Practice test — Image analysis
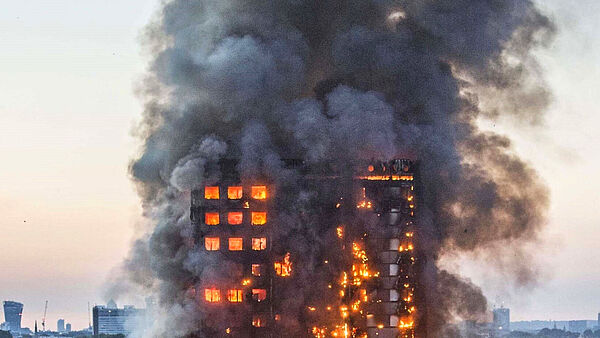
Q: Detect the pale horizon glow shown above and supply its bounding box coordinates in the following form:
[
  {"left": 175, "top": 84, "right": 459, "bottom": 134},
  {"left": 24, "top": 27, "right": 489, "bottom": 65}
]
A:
[{"left": 0, "top": 0, "right": 598, "bottom": 331}]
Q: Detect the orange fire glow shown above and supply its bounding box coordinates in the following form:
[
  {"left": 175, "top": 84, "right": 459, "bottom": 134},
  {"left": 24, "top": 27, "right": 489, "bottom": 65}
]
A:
[
  {"left": 251, "top": 212, "right": 267, "bottom": 225},
  {"left": 251, "top": 185, "right": 267, "bottom": 199},
  {"left": 204, "top": 186, "right": 220, "bottom": 199},
  {"left": 228, "top": 212, "right": 243, "bottom": 225},
  {"left": 204, "top": 237, "right": 220, "bottom": 251},
  {"left": 252, "top": 237, "right": 267, "bottom": 251},
  {"left": 274, "top": 252, "right": 292, "bottom": 277},
  {"left": 205, "top": 212, "right": 220, "bottom": 225},
  {"left": 204, "top": 288, "right": 221, "bottom": 302},
  {"left": 227, "top": 289, "right": 243, "bottom": 303},
  {"left": 227, "top": 186, "right": 243, "bottom": 199},
  {"left": 228, "top": 238, "right": 243, "bottom": 251}
]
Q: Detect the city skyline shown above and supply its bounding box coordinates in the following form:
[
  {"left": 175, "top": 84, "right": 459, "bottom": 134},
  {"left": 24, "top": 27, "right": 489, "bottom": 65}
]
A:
[{"left": 1, "top": 0, "right": 599, "bottom": 332}]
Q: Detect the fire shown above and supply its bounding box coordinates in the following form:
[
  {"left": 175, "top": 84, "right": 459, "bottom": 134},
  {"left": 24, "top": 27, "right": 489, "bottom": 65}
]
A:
[
  {"left": 242, "top": 279, "right": 252, "bottom": 286},
  {"left": 204, "top": 288, "right": 220, "bottom": 302},
  {"left": 227, "top": 289, "right": 243, "bottom": 303},
  {"left": 204, "top": 237, "right": 220, "bottom": 251},
  {"left": 251, "top": 211, "right": 267, "bottom": 225},
  {"left": 337, "top": 226, "right": 344, "bottom": 239},
  {"left": 204, "top": 186, "right": 219, "bottom": 199},
  {"left": 205, "top": 212, "right": 220, "bottom": 225},
  {"left": 274, "top": 252, "right": 292, "bottom": 277},
  {"left": 227, "top": 212, "right": 243, "bottom": 225},
  {"left": 251, "top": 185, "right": 267, "bottom": 200},
  {"left": 356, "top": 187, "right": 373, "bottom": 209},
  {"left": 251, "top": 237, "right": 267, "bottom": 251},
  {"left": 228, "top": 237, "right": 243, "bottom": 251},
  {"left": 357, "top": 175, "right": 413, "bottom": 181},
  {"left": 227, "top": 186, "right": 243, "bottom": 199}
]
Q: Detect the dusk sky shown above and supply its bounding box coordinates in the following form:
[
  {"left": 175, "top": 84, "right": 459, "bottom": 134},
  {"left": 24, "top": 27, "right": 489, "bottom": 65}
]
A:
[{"left": 0, "top": 0, "right": 598, "bottom": 331}]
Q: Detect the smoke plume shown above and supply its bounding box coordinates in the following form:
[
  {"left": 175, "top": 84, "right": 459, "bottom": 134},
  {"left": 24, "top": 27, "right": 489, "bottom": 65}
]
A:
[{"left": 117, "top": 0, "right": 554, "bottom": 336}]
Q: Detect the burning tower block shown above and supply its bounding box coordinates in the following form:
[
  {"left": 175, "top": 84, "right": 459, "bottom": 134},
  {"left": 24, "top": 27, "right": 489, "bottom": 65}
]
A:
[{"left": 190, "top": 159, "right": 418, "bottom": 337}]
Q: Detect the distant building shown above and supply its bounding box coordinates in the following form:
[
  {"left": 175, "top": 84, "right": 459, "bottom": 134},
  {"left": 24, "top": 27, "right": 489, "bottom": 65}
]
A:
[
  {"left": 598, "top": 313, "right": 599, "bottom": 328},
  {"left": 3, "top": 301, "right": 23, "bottom": 332},
  {"left": 66, "top": 323, "right": 72, "bottom": 332},
  {"left": 493, "top": 307, "right": 510, "bottom": 335},
  {"left": 57, "top": 318, "right": 65, "bottom": 332},
  {"left": 568, "top": 320, "right": 587, "bottom": 333},
  {"left": 93, "top": 300, "right": 143, "bottom": 335}
]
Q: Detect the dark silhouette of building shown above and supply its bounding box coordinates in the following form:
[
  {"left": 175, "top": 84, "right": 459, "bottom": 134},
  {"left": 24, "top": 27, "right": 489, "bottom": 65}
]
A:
[{"left": 3, "top": 301, "right": 23, "bottom": 332}]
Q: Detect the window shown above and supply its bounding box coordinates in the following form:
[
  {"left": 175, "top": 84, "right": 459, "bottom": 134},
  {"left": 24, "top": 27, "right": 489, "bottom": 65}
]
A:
[
  {"left": 227, "top": 289, "right": 243, "bottom": 303},
  {"left": 205, "top": 212, "right": 220, "bottom": 225},
  {"left": 251, "top": 264, "right": 262, "bottom": 277},
  {"left": 204, "top": 186, "right": 219, "bottom": 199},
  {"left": 251, "top": 212, "right": 267, "bottom": 225},
  {"left": 252, "top": 315, "right": 266, "bottom": 327},
  {"left": 228, "top": 212, "right": 243, "bottom": 225},
  {"left": 252, "top": 237, "right": 267, "bottom": 251},
  {"left": 274, "top": 253, "right": 292, "bottom": 277},
  {"left": 251, "top": 186, "right": 267, "bottom": 200},
  {"left": 228, "top": 186, "right": 243, "bottom": 200},
  {"left": 205, "top": 237, "right": 220, "bottom": 251},
  {"left": 252, "top": 289, "right": 267, "bottom": 302},
  {"left": 204, "top": 288, "right": 221, "bottom": 302},
  {"left": 229, "top": 238, "right": 243, "bottom": 251}
]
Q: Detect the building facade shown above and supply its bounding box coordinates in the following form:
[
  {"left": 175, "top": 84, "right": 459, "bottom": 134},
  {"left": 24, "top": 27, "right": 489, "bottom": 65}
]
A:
[
  {"left": 492, "top": 307, "right": 510, "bottom": 336},
  {"left": 93, "top": 302, "right": 143, "bottom": 335},
  {"left": 3, "top": 301, "right": 23, "bottom": 332},
  {"left": 190, "top": 159, "right": 418, "bottom": 337},
  {"left": 57, "top": 318, "right": 65, "bottom": 332}
]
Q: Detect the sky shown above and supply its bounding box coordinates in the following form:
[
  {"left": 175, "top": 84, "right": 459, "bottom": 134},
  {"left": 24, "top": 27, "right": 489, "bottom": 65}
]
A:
[{"left": 0, "top": 0, "right": 598, "bottom": 331}]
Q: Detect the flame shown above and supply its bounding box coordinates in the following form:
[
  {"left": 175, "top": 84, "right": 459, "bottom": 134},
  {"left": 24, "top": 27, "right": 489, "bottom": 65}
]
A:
[
  {"left": 204, "top": 186, "right": 219, "bottom": 199},
  {"left": 251, "top": 185, "right": 267, "bottom": 199},
  {"left": 337, "top": 226, "right": 344, "bottom": 239},
  {"left": 275, "top": 252, "right": 292, "bottom": 277},
  {"left": 205, "top": 212, "right": 220, "bottom": 225},
  {"left": 227, "top": 186, "right": 243, "bottom": 199},
  {"left": 227, "top": 212, "right": 243, "bottom": 225},
  {"left": 251, "top": 211, "right": 267, "bottom": 225}
]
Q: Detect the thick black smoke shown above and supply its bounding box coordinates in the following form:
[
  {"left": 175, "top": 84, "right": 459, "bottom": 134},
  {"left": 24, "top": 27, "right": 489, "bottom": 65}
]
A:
[{"left": 117, "top": 0, "right": 554, "bottom": 336}]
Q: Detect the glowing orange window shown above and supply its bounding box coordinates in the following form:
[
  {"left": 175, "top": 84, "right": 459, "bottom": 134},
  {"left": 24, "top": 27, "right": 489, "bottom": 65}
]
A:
[
  {"left": 204, "top": 288, "right": 221, "bottom": 302},
  {"left": 204, "top": 186, "right": 220, "bottom": 199},
  {"left": 251, "top": 212, "right": 267, "bottom": 225},
  {"left": 227, "top": 289, "right": 243, "bottom": 303},
  {"left": 251, "top": 264, "right": 262, "bottom": 276},
  {"left": 252, "top": 237, "right": 267, "bottom": 251},
  {"left": 252, "top": 289, "right": 267, "bottom": 302},
  {"left": 228, "top": 212, "right": 243, "bottom": 225},
  {"left": 274, "top": 253, "right": 292, "bottom": 277},
  {"left": 252, "top": 315, "right": 266, "bottom": 327},
  {"left": 229, "top": 238, "right": 243, "bottom": 251},
  {"left": 251, "top": 186, "right": 267, "bottom": 200},
  {"left": 205, "top": 212, "right": 220, "bottom": 225},
  {"left": 228, "top": 186, "right": 243, "bottom": 200},
  {"left": 204, "top": 237, "right": 220, "bottom": 251}
]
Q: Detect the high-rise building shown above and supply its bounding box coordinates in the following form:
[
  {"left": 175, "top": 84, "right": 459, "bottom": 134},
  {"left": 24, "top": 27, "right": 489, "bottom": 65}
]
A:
[
  {"left": 3, "top": 301, "right": 23, "bottom": 332},
  {"left": 492, "top": 307, "right": 510, "bottom": 336},
  {"left": 92, "top": 301, "right": 143, "bottom": 335},
  {"left": 190, "top": 159, "right": 418, "bottom": 337},
  {"left": 66, "top": 323, "right": 72, "bottom": 332},
  {"left": 57, "top": 319, "right": 65, "bottom": 332}
]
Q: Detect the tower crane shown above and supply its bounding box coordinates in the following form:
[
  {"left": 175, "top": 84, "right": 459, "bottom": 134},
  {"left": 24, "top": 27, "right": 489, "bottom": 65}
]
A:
[{"left": 41, "top": 300, "right": 48, "bottom": 332}]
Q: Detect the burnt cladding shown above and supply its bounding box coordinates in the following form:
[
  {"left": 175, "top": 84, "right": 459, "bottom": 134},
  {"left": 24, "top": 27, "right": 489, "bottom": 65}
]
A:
[{"left": 190, "top": 159, "right": 419, "bottom": 337}]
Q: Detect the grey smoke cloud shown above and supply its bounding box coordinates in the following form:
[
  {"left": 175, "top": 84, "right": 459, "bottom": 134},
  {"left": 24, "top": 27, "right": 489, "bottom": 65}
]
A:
[{"left": 116, "top": 0, "right": 554, "bottom": 336}]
